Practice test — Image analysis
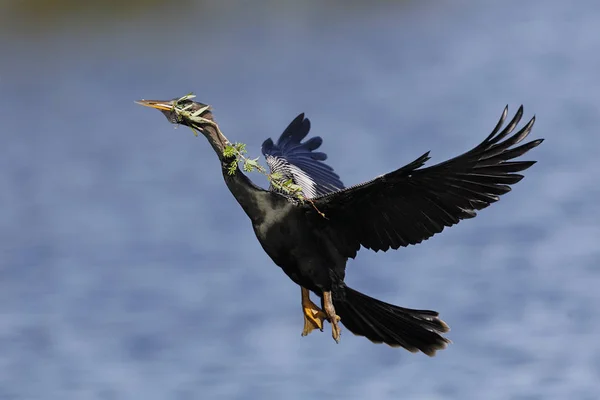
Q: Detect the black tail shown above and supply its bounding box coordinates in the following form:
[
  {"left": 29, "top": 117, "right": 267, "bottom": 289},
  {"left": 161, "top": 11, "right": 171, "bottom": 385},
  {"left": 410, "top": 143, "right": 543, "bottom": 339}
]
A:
[{"left": 334, "top": 286, "right": 451, "bottom": 356}]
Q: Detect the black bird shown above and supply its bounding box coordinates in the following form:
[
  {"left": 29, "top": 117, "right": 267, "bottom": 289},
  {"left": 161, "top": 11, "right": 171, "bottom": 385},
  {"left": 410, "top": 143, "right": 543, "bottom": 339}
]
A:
[{"left": 136, "top": 97, "right": 543, "bottom": 356}]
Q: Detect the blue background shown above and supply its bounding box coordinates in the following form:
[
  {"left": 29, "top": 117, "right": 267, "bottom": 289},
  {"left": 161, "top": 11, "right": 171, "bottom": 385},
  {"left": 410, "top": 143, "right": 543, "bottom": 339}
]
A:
[{"left": 1, "top": 1, "right": 598, "bottom": 398}]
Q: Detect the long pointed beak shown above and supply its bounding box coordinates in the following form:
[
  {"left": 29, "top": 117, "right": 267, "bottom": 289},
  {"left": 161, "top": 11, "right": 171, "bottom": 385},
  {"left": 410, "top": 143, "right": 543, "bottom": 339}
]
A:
[{"left": 135, "top": 99, "right": 173, "bottom": 111}]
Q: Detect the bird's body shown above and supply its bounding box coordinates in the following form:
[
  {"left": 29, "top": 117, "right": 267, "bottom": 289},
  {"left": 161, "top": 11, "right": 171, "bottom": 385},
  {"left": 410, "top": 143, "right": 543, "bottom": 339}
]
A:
[
  {"left": 221, "top": 153, "right": 343, "bottom": 294},
  {"left": 137, "top": 96, "right": 543, "bottom": 356},
  {"left": 253, "top": 201, "right": 345, "bottom": 294}
]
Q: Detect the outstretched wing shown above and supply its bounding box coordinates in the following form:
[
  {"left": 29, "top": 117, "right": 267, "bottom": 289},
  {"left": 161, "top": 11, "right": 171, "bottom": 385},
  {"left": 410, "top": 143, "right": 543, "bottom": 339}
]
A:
[
  {"left": 309, "top": 106, "right": 543, "bottom": 259},
  {"left": 261, "top": 113, "right": 345, "bottom": 198}
]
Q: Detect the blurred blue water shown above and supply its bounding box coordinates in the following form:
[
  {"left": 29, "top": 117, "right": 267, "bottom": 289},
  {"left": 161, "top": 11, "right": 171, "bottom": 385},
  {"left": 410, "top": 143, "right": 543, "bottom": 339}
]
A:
[{"left": 1, "top": 1, "right": 599, "bottom": 399}]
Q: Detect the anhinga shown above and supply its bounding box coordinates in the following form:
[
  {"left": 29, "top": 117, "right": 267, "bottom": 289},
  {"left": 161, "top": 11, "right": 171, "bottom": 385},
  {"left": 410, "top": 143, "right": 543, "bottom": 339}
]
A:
[{"left": 136, "top": 97, "right": 542, "bottom": 356}]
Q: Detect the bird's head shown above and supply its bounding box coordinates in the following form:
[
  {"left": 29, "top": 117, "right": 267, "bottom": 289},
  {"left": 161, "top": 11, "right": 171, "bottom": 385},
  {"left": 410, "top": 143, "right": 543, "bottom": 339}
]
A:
[
  {"left": 135, "top": 94, "right": 215, "bottom": 135},
  {"left": 136, "top": 94, "right": 231, "bottom": 159}
]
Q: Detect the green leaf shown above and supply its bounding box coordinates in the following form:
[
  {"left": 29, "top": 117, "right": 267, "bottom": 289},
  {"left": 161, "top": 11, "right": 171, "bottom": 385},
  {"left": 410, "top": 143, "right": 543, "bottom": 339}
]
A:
[
  {"left": 191, "top": 104, "right": 211, "bottom": 117},
  {"left": 188, "top": 126, "right": 199, "bottom": 137},
  {"left": 245, "top": 158, "right": 260, "bottom": 169},
  {"left": 243, "top": 162, "right": 255, "bottom": 172},
  {"left": 223, "top": 144, "right": 236, "bottom": 158},
  {"left": 227, "top": 161, "right": 238, "bottom": 175},
  {"left": 176, "top": 93, "right": 196, "bottom": 104},
  {"left": 234, "top": 142, "right": 247, "bottom": 154}
]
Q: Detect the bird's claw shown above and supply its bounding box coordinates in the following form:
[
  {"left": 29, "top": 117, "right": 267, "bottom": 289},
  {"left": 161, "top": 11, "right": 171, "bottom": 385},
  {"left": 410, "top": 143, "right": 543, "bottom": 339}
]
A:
[
  {"left": 328, "top": 314, "right": 342, "bottom": 343},
  {"left": 301, "top": 300, "right": 327, "bottom": 336},
  {"left": 323, "top": 291, "right": 342, "bottom": 344}
]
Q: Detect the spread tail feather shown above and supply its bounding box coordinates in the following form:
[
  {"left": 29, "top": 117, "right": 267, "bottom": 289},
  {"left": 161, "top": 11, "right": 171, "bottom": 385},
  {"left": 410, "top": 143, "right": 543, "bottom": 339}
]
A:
[{"left": 334, "top": 286, "right": 451, "bottom": 356}]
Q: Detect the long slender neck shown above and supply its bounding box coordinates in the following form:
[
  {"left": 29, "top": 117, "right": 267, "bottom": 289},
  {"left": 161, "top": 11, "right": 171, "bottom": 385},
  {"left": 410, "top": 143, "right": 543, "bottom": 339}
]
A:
[
  {"left": 202, "top": 123, "right": 229, "bottom": 162},
  {"left": 202, "top": 123, "right": 270, "bottom": 223}
]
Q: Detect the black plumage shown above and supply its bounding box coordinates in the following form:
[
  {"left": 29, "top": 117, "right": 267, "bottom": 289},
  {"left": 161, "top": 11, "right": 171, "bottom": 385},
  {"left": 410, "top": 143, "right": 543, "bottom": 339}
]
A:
[
  {"left": 137, "top": 98, "right": 543, "bottom": 356},
  {"left": 309, "top": 106, "right": 540, "bottom": 258}
]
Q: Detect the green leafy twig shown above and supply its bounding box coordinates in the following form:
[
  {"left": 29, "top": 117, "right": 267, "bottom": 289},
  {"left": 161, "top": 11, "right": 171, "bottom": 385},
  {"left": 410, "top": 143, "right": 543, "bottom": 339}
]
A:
[
  {"left": 223, "top": 143, "right": 306, "bottom": 200},
  {"left": 224, "top": 144, "right": 327, "bottom": 218},
  {"left": 170, "top": 93, "right": 211, "bottom": 135},
  {"left": 223, "top": 142, "right": 265, "bottom": 175}
]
